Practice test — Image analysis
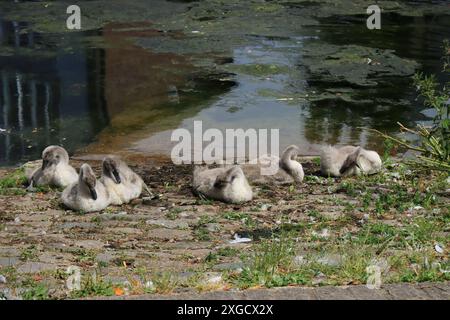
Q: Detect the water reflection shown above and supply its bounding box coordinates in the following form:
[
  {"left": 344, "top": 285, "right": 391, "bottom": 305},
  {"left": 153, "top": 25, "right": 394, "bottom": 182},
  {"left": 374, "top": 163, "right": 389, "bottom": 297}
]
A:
[
  {"left": 79, "top": 22, "right": 235, "bottom": 156},
  {"left": 301, "top": 13, "right": 450, "bottom": 151},
  {"left": 0, "top": 17, "right": 236, "bottom": 166},
  {"left": 0, "top": 18, "right": 109, "bottom": 166}
]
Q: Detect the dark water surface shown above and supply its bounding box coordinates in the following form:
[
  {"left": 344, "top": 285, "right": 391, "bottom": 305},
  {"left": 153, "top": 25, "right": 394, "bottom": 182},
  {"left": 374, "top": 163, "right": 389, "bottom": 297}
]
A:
[{"left": 0, "top": 4, "right": 449, "bottom": 166}]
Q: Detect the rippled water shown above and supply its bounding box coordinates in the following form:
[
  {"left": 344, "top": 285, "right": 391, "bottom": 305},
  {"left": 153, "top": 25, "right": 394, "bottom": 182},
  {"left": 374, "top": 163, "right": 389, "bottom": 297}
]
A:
[{"left": 0, "top": 6, "right": 449, "bottom": 166}]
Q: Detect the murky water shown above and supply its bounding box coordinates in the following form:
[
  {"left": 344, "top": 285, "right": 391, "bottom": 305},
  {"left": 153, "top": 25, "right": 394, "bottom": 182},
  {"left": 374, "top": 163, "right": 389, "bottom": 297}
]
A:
[
  {"left": 0, "top": 19, "right": 109, "bottom": 166},
  {"left": 0, "top": 3, "right": 449, "bottom": 166}
]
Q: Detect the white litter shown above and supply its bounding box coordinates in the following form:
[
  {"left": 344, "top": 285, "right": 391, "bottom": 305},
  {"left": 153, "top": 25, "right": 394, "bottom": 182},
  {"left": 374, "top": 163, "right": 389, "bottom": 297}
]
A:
[
  {"left": 435, "top": 244, "right": 444, "bottom": 254},
  {"left": 0, "top": 128, "right": 6, "bottom": 133},
  {"left": 407, "top": 205, "right": 424, "bottom": 214},
  {"left": 229, "top": 234, "right": 252, "bottom": 244},
  {"left": 145, "top": 281, "right": 155, "bottom": 291},
  {"left": 0, "top": 275, "right": 6, "bottom": 284}
]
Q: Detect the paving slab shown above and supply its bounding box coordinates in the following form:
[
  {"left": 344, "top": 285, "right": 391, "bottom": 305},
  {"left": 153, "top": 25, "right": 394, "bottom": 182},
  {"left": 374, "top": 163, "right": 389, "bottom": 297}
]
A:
[{"left": 96, "top": 282, "right": 450, "bottom": 300}]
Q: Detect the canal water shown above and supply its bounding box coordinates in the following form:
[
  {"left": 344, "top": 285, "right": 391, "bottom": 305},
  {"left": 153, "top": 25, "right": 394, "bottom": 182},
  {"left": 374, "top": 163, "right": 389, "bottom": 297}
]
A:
[{"left": 0, "top": 3, "right": 449, "bottom": 166}]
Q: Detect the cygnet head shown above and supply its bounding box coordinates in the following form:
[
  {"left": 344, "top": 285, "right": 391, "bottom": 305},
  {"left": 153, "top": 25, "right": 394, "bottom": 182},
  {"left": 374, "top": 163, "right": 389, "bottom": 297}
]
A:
[
  {"left": 282, "top": 145, "right": 300, "bottom": 161},
  {"left": 41, "top": 146, "right": 70, "bottom": 169},
  {"left": 357, "top": 149, "right": 382, "bottom": 173},
  {"left": 280, "top": 145, "right": 304, "bottom": 182},
  {"left": 339, "top": 147, "right": 382, "bottom": 175},
  {"left": 102, "top": 156, "right": 122, "bottom": 184},
  {"left": 340, "top": 147, "right": 360, "bottom": 175},
  {"left": 79, "top": 164, "right": 98, "bottom": 200},
  {"left": 214, "top": 166, "right": 245, "bottom": 190}
]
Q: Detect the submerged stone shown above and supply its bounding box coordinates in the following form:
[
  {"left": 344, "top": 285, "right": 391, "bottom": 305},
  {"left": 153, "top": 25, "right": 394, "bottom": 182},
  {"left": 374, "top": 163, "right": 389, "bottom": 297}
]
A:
[{"left": 302, "top": 43, "right": 419, "bottom": 87}]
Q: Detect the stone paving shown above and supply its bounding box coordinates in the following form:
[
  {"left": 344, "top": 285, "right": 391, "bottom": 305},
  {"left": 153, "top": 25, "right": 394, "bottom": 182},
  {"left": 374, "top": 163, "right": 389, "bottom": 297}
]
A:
[
  {"left": 103, "top": 281, "right": 450, "bottom": 300},
  {"left": 0, "top": 157, "right": 448, "bottom": 299}
]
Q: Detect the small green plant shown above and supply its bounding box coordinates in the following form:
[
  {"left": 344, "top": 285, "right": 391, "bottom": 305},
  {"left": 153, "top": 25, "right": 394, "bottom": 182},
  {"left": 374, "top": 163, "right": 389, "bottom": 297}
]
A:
[
  {"left": 222, "top": 211, "right": 256, "bottom": 228},
  {"left": 307, "top": 210, "right": 320, "bottom": 218},
  {"left": 152, "top": 272, "right": 178, "bottom": 294},
  {"left": 163, "top": 182, "right": 175, "bottom": 191},
  {"left": 20, "top": 245, "right": 38, "bottom": 262},
  {"left": 339, "top": 181, "right": 357, "bottom": 196},
  {"left": 0, "top": 168, "right": 27, "bottom": 195},
  {"left": 70, "top": 272, "right": 114, "bottom": 298},
  {"left": 217, "top": 247, "right": 238, "bottom": 257},
  {"left": 205, "top": 247, "right": 238, "bottom": 264},
  {"left": 193, "top": 227, "right": 211, "bottom": 241},
  {"left": 166, "top": 208, "right": 183, "bottom": 220},
  {"left": 382, "top": 138, "right": 395, "bottom": 164},
  {"left": 0, "top": 168, "right": 27, "bottom": 188},
  {"left": 204, "top": 252, "right": 218, "bottom": 263},
  {"left": 233, "top": 235, "right": 296, "bottom": 288},
  {"left": 312, "top": 157, "right": 321, "bottom": 166},
  {"left": 192, "top": 215, "right": 215, "bottom": 241},
  {"left": 21, "top": 280, "right": 50, "bottom": 300},
  {"left": 395, "top": 252, "right": 450, "bottom": 283},
  {"left": 195, "top": 198, "right": 214, "bottom": 205},
  {"left": 0, "top": 266, "right": 18, "bottom": 287},
  {"left": 370, "top": 40, "right": 450, "bottom": 172},
  {"left": 90, "top": 216, "right": 101, "bottom": 224},
  {"left": 361, "top": 190, "right": 372, "bottom": 211},
  {"left": 74, "top": 249, "right": 96, "bottom": 265}
]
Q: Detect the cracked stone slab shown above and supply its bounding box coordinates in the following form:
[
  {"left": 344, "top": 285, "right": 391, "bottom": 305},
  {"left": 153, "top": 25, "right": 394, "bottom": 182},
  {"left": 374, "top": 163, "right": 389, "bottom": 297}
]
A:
[
  {"left": 17, "top": 262, "right": 58, "bottom": 274},
  {"left": 146, "top": 219, "right": 189, "bottom": 229},
  {"left": 0, "top": 257, "right": 20, "bottom": 267},
  {"left": 147, "top": 228, "right": 192, "bottom": 241},
  {"left": 75, "top": 240, "right": 105, "bottom": 250}
]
